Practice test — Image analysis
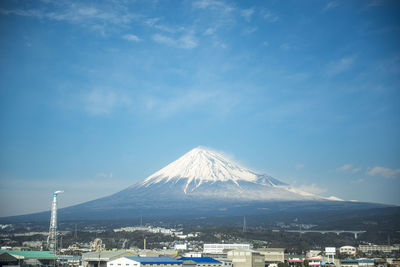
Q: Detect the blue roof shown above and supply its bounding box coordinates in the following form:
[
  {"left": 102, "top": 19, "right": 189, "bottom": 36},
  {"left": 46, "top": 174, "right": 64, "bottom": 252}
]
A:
[
  {"left": 179, "top": 257, "right": 221, "bottom": 264},
  {"left": 126, "top": 257, "right": 182, "bottom": 264}
]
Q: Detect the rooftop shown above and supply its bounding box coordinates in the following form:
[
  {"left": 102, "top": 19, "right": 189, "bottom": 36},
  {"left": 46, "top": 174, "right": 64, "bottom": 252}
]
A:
[
  {"left": 126, "top": 256, "right": 182, "bottom": 264},
  {"left": 179, "top": 257, "right": 221, "bottom": 263}
]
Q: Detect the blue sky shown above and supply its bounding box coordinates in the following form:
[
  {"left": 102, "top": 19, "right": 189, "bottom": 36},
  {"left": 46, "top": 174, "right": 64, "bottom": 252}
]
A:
[{"left": 0, "top": 0, "right": 399, "bottom": 217}]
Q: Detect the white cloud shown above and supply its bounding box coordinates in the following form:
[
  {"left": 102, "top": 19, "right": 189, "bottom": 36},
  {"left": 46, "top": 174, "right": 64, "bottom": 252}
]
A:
[
  {"left": 366, "top": 166, "right": 400, "bottom": 178},
  {"left": 153, "top": 33, "right": 198, "bottom": 49},
  {"left": 243, "top": 27, "right": 257, "bottom": 34},
  {"left": 338, "top": 164, "right": 353, "bottom": 171},
  {"left": 296, "top": 183, "right": 327, "bottom": 195},
  {"left": 83, "top": 88, "right": 130, "bottom": 116},
  {"left": 123, "top": 34, "right": 141, "bottom": 42},
  {"left": 325, "top": 56, "right": 356, "bottom": 76},
  {"left": 96, "top": 172, "right": 113, "bottom": 179},
  {"left": 0, "top": 2, "right": 138, "bottom": 33},
  {"left": 192, "top": 0, "right": 234, "bottom": 13},
  {"left": 323, "top": 1, "right": 338, "bottom": 11},
  {"left": 143, "top": 89, "right": 239, "bottom": 118},
  {"left": 204, "top": 27, "right": 217, "bottom": 35},
  {"left": 351, "top": 178, "right": 365, "bottom": 184},
  {"left": 241, "top": 8, "right": 254, "bottom": 22},
  {"left": 260, "top": 8, "right": 279, "bottom": 23},
  {"left": 338, "top": 164, "right": 363, "bottom": 174}
]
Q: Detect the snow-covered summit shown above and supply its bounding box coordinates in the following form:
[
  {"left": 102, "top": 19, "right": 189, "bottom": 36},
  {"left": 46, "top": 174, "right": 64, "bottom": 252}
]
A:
[
  {"left": 142, "top": 147, "right": 260, "bottom": 188},
  {"left": 134, "top": 146, "right": 325, "bottom": 200}
]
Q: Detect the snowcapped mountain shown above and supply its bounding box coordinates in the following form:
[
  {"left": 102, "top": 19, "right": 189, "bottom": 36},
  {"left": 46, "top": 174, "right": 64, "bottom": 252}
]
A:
[
  {"left": 125, "top": 147, "right": 323, "bottom": 201},
  {"left": 5, "top": 146, "right": 392, "bottom": 223}
]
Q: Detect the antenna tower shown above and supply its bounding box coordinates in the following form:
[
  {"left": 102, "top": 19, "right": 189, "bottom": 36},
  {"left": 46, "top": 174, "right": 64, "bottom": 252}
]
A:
[
  {"left": 243, "top": 216, "right": 247, "bottom": 233},
  {"left": 47, "top": 190, "right": 63, "bottom": 253}
]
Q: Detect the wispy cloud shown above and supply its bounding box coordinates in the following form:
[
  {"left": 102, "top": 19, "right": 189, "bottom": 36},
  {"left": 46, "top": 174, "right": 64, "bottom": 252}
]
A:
[
  {"left": 260, "top": 8, "right": 279, "bottom": 23},
  {"left": 144, "top": 17, "right": 184, "bottom": 33},
  {"left": 243, "top": 27, "right": 257, "bottom": 34},
  {"left": 152, "top": 33, "right": 198, "bottom": 49},
  {"left": 123, "top": 34, "right": 141, "bottom": 42},
  {"left": 82, "top": 88, "right": 131, "bottom": 116},
  {"left": 296, "top": 183, "right": 327, "bottom": 195},
  {"left": 143, "top": 89, "right": 239, "bottom": 118},
  {"left": 366, "top": 166, "right": 400, "bottom": 178},
  {"left": 192, "top": 0, "right": 234, "bottom": 13},
  {"left": 338, "top": 164, "right": 361, "bottom": 173},
  {"left": 96, "top": 172, "right": 113, "bottom": 179},
  {"left": 338, "top": 164, "right": 353, "bottom": 171},
  {"left": 325, "top": 56, "right": 356, "bottom": 76},
  {"left": 323, "top": 1, "right": 338, "bottom": 12},
  {"left": 241, "top": 8, "right": 255, "bottom": 22},
  {"left": 0, "top": 2, "right": 138, "bottom": 33}
]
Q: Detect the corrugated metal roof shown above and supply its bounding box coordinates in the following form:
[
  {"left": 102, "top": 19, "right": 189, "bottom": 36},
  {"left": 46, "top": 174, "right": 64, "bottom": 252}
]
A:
[
  {"left": 126, "top": 256, "right": 182, "bottom": 264},
  {"left": 0, "top": 250, "right": 56, "bottom": 259},
  {"left": 179, "top": 257, "right": 221, "bottom": 263}
]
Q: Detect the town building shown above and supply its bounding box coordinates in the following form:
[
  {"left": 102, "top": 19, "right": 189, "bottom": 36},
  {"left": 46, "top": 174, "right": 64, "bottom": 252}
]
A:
[
  {"left": 255, "top": 248, "right": 285, "bottom": 263},
  {"left": 204, "top": 244, "right": 251, "bottom": 254},
  {"left": 107, "top": 257, "right": 182, "bottom": 267},
  {"left": 339, "top": 246, "right": 356, "bottom": 256},
  {"left": 227, "top": 249, "right": 264, "bottom": 267},
  {"left": 82, "top": 251, "right": 135, "bottom": 267}
]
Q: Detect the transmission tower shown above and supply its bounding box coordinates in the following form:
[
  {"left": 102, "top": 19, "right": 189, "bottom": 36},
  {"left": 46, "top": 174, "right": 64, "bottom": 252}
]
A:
[{"left": 47, "top": 190, "right": 63, "bottom": 253}]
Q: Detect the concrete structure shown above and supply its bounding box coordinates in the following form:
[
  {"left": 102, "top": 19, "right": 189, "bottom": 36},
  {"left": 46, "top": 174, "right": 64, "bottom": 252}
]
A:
[
  {"left": 227, "top": 249, "right": 264, "bottom": 267},
  {"left": 204, "top": 244, "right": 251, "bottom": 254},
  {"left": 82, "top": 251, "right": 135, "bottom": 267},
  {"left": 339, "top": 246, "right": 356, "bottom": 255},
  {"left": 179, "top": 257, "right": 222, "bottom": 267},
  {"left": 256, "top": 248, "right": 284, "bottom": 263},
  {"left": 108, "top": 257, "right": 182, "bottom": 267}
]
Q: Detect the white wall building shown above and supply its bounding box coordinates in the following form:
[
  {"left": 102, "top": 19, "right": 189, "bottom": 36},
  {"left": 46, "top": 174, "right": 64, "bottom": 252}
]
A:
[
  {"left": 107, "top": 257, "right": 182, "bottom": 267},
  {"left": 204, "top": 244, "right": 251, "bottom": 254},
  {"left": 340, "top": 246, "right": 356, "bottom": 255}
]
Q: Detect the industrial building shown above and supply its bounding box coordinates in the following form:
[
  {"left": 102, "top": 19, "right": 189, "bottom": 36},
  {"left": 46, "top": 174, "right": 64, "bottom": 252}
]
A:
[
  {"left": 227, "top": 249, "right": 264, "bottom": 267},
  {"left": 82, "top": 251, "right": 136, "bottom": 267},
  {"left": 0, "top": 250, "right": 56, "bottom": 267},
  {"left": 107, "top": 256, "right": 182, "bottom": 267}
]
